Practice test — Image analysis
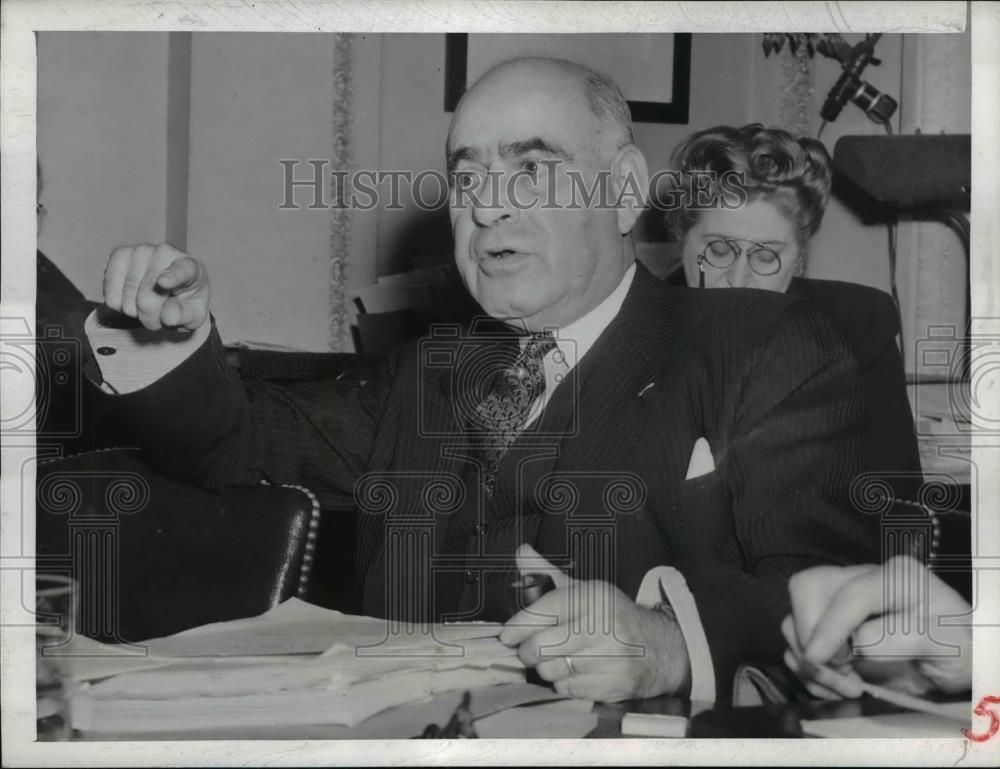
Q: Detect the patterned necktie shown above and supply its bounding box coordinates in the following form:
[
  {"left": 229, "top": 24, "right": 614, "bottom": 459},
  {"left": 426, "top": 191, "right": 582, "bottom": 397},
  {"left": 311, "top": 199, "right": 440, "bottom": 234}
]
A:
[{"left": 474, "top": 332, "right": 557, "bottom": 495}]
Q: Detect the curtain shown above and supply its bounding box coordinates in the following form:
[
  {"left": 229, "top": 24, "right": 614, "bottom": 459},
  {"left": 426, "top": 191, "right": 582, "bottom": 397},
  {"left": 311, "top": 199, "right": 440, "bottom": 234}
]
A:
[
  {"left": 329, "top": 33, "right": 354, "bottom": 352},
  {"left": 777, "top": 44, "right": 815, "bottom": 138},
  {"left": 906, "top": 33, "right": 969, "bottom": 377}
]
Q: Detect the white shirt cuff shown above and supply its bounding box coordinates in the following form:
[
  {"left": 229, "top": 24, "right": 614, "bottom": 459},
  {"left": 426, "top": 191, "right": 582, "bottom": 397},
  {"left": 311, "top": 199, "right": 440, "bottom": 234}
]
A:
[
  {"left": 636, "top": 565, "right": 716, "bottom": 706},
  {"left": 84, "top": 309, "right": 211, "bottom": 394}
]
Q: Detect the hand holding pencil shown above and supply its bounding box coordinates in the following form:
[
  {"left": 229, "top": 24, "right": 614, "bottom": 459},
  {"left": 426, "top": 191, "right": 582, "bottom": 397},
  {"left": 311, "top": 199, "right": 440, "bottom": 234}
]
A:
[{"left": 782, "top": 555, "right": 972, "bottom": 702}]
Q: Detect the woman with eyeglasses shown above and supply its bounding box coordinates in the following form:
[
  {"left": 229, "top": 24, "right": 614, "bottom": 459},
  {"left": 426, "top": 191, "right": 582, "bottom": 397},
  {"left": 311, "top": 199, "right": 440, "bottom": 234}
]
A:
[{"left": 664, "top": 123, "right": 922, "bottom": 501}]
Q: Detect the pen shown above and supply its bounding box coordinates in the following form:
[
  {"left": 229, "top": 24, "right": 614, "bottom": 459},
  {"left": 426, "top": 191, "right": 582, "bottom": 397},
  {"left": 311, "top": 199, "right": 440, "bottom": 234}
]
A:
[
  {"left": 815, "top": 664, "right": 965, "bottom": 719},
  {"left": 505, "top": 572, "right": 558, "bottom": 616}
]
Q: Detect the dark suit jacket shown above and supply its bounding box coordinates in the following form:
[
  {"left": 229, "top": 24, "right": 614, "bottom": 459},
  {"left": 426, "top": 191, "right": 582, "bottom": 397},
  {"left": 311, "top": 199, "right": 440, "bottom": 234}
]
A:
[
  {"left": 102, "top": 263, "right": 880, "bottom": 700},
  {"left": 665, "top": 267, "right": 923, "bottom": 501},
  {"left": 788, "top": 277, "right": 923, "bottom": 500}
]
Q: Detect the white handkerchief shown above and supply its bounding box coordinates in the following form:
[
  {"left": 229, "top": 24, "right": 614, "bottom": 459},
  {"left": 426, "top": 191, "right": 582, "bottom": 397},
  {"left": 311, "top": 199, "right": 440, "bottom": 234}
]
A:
[{"left": 684, "top": 437, "right": 715, "bottom": 480}]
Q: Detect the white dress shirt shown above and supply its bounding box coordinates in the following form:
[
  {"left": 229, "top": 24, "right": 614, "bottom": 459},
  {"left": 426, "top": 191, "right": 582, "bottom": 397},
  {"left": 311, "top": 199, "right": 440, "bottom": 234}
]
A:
[
  {"left": 85, "top": 311, "right": 211, "bottom": 395},
  {"left": 524, "top": 263, "right": 635, "bottom": 427}
]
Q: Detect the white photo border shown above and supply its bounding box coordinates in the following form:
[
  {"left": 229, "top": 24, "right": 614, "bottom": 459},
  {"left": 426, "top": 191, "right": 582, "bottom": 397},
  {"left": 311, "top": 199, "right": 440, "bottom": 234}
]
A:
[{"left": 3, "top": 1, "right": 996, "bottom": 766}]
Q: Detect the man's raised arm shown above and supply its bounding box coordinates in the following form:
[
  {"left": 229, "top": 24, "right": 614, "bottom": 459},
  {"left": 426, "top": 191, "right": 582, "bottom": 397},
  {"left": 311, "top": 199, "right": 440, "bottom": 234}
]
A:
[{"left": 86, "top": 243, "right": 383, "bottom": 511}]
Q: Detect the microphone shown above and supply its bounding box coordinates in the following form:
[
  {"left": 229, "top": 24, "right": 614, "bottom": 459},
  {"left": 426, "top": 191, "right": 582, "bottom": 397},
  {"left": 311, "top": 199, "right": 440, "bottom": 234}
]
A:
[{"left": 821, "top": 34, "right": 897, "bottom": 125}]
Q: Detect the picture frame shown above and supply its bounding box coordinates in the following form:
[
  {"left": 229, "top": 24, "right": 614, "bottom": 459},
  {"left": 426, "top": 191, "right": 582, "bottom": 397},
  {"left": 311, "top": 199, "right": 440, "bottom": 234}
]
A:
[{"left": 444, "top": 33, "right": 692, "bottom": 124}]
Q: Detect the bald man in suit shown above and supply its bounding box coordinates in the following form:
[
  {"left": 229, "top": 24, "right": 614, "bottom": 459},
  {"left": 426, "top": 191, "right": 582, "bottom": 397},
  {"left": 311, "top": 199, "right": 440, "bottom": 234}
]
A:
[{"left": 88, "top": 57, "right": 879, "bottom": 703}]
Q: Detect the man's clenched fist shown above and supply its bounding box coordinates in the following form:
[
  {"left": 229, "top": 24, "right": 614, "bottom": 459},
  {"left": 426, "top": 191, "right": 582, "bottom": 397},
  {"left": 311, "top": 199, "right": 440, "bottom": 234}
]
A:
[{"left": 103, "top": 243, "right": 210, "bottom": 331}]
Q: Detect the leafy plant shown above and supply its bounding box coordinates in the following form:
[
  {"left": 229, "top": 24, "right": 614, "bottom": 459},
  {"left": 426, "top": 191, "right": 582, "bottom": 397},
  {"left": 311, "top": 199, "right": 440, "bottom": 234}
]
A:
[{"left": 762, "top": 33, "right": 854, "bottom": 63}]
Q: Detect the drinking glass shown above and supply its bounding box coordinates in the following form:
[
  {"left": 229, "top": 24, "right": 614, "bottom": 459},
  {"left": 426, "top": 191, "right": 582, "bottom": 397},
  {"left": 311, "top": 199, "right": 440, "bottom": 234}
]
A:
[{"left": 36, "top": 574, "right": 77, "bottom": 741}]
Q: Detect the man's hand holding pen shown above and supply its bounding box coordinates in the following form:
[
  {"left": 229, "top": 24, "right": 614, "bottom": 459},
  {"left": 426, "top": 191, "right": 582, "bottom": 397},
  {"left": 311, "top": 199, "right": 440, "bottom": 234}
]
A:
[{"left": 499, "top": 544, "right": 691, "bottom": 702}]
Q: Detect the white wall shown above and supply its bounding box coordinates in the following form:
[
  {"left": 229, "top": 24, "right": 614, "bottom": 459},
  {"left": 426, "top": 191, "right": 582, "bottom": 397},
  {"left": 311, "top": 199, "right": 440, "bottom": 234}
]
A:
[
  {"left": 371, "top": 33, "right": 761, "bottom": 275},
  {"left": 37, "top": 32, "right": 172, "bottom": 299},
  {"left": 186, "top": 33, "right": 338, "bottom": 351},
  {"left": 898, "top": 31, "right": 972, "bottom": 373},
  {"left": 369, "top": 32, "right": 924, "bottom": 293},
  {"left": 374, "top": 34, "right": 455, "bottom": 275},
  {"left": 788, "top": 35, "right": 905, "bottom": 292},
  {"left": 38, "top": 31, "right": 970, "bottom": 356},
  {"left": 38, "top": 32, "right": 356, "bottom": 351}
]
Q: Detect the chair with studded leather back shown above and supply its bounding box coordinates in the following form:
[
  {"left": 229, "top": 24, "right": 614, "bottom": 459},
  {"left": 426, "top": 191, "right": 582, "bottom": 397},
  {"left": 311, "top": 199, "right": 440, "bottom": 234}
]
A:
[
  {"left": 35, "top": 447, "right": 321, "bottom": 643},
  {"left": 36, "top": 249, "right": 381, "bottom": 628}
]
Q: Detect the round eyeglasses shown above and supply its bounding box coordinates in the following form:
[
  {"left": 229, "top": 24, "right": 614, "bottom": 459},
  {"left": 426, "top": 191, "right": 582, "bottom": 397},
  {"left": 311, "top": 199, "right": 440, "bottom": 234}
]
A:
[{"left": 698, "top": 238, "right": 783, "bottom": 277}]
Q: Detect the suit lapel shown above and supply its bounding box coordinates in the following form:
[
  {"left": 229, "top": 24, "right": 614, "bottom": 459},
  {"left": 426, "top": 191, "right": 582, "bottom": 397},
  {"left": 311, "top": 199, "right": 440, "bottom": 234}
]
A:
[
  {"left": 563, "top": 263, "right": 689, "bottom": 446},
  {"left": 528, "top": 264, "right": 694, "bottom": 583}
]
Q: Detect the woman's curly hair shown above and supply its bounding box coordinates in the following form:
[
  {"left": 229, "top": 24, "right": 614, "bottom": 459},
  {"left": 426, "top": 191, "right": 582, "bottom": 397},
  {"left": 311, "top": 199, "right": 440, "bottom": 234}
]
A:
[{"left": 663, "top": 124, "right": 833, "bottom": 254}]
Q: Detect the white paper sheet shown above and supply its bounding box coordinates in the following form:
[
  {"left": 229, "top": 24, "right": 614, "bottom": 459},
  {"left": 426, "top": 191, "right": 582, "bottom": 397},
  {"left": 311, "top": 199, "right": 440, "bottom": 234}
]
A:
[
  {"left": 70, "top": 598, "right": 525, "bottom": 734},
  {"left": 140, "top": 598, "right": 504, "bottom": 657},
  {"left": 72, "top": 665, "right": 526, "bottom": 732},
  {"left": 801, "top": 709, "right": 970, "bottom": 739},
  {"left": 74, "top": 682, "right": 567, "bottom": 740},
  {"left": 44, "top": 634, "right": 176, "bottom": 682}
]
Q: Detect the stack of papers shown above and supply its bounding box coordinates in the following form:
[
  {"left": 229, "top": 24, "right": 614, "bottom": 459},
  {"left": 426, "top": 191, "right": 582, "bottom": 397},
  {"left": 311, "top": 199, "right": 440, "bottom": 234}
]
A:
[
  {"left": 65, "top": 599, "right": 528, "bottom": 734},
  {"left": 907, "top": 382, "right": 972, "bottom": 483}
]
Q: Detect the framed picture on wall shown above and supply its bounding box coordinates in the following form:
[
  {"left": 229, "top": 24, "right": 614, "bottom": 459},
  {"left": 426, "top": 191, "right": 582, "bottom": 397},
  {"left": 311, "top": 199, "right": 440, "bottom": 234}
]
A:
[{"left": 444, "top": 33, "right": 691, "bottom": 124}]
